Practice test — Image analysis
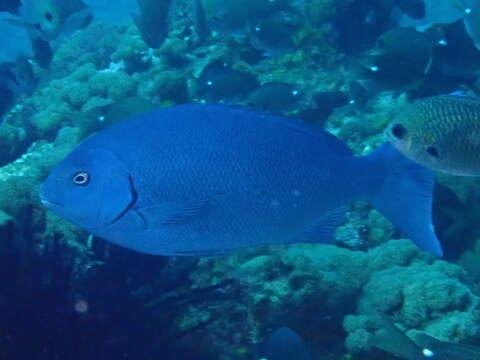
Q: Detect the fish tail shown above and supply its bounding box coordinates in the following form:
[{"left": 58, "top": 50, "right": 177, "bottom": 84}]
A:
[{"left": 362, "top": 143, "right": 442, "bottom": 256}]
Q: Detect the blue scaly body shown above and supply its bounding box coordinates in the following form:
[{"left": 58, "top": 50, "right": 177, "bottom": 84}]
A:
[{"left": 40, "top": 104, "right": 441, "bottom": 256}]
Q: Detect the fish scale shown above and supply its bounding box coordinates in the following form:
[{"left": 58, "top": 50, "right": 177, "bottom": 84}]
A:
[{"left": 95, "top": 105, "right": 343, "bottom": 253}]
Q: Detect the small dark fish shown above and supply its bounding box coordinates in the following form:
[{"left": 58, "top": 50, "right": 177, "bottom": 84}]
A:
[
  {"left": 463, "top": 0, "right": 480, "bottom": 51},
  {"left": 63, "top": 96, "right": 157, "bottom": 140},
  {"left": 0, "top": 58, "right": 36, "bottom": 119},
  {"left": 387, "top": 95, "right": 480, "bottom": 176},
  {"left": 436, "top": 20, "right": 480, "bottom": 78},
  {"left": 41, "top": 104, "right": 441, "bottom": 256},
  {"left": 85, "top": 96, "right": 157, "bottom": 129},
  {"left": 376, "top": 27, "right": 433, "bottom": 62},
  {"left": 259, "top": 327, "right": 312, "bottom": 360},
  {"left": 412, "top": 332, "right": 480, "bottom": 360},
  {"left": 249, "top": 11, "right": 298, "bottom": 56},
  {"left": 372, "top": 315, "right": 480, "bottom": 360},
  {"left": 349, "top": 80, "right": 369, "bottom": 108},
  {"left": 394, "top": 0, "right": 426, "bottom": 19},
  {"left": 0, "top": 86, "right": 15, "bottom": 120},
  {"left": 198, "top": 62, "right": 259, "bottom": 101},
  {"left": 0, "top": 58, "right": 37, "bottom": 98},
  {"left": 20, "top": 0, "right": 86, "bottom": 40},
  {"left": 31, "top": 36, "right": 53, "bottom": 68},
  {"left": 432, "top": 183, "right": 472, "bottom": 259},
  {"left": 20, "top": 0, "right": 65, "bottom": 39},
  {"left": 57, "top": 7, "right": 93, "bottom": 39},
  {"left": 333, "top": 0, "right": 394, "bottom": 53},
  {"left": 296, "top": 108, "right": 330, "bottom": 125},
  {"left": 297, "top": 92, "right": 348, "bottom": 125},
  {"left": 133, "top": 0, "right": 173, "bottom": 48},
  {"left": 82, "top": 0, "right": 138, "bottom": 24},
  {"left": 361, "top": 27, "right": 434, "bottom": 88},
  {"left": 0, "top": 12, "right": 33, "bottom": 64},
  {"left": 204, "top": 0, "right": 288, "bottom": 38},
  {"left": 371, "top": 317, "right": 426, "bottom": 360},
  {"left": 247, "top": 82, "right": 301, "bottom": 112},
  {"left": 94, "top": 97, "right": 157, "bottom": 124},
  {"left": 311, "top": 91, "right": 349, "bottom": 118},
  {"left": 204, "top": 0, "right": 250, "bottom": 37},
  {"left": 396, "top": 0, "right": 462, "bottom": 28}
]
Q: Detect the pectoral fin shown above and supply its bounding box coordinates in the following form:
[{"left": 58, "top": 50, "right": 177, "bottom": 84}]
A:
[{"left": 137, "top": 199, "right": 209, "bottom": 228}]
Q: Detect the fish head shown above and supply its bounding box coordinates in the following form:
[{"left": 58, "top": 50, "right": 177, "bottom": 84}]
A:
[
  {"left": 385, "top": 110, "right": 443, "bottom": 172},
  {"left": 21, "top": 0, "right": 64, "bottom": 40},
  {"left": 40, "top": 145, "right": 135, "bottom": 231}
]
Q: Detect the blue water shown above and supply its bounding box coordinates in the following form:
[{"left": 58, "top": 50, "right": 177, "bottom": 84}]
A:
[{"left": 1, "top": 0, "right": 480, "bottom": 359}]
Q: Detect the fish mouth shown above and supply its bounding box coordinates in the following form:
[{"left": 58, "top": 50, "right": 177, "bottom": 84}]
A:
[
  {"left": 39, "top": 182, "right": 61, "bottom": 208},
  {"left": 39, "top": 191, "right": 62, "bottom": 208},
  {"left": 40, "top": 197, "right": 61, "bottom": 208}
]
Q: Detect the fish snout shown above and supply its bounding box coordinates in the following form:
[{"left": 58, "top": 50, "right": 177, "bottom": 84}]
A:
[{"left": 38, "top": 183, "right": 60, "bottom": 209}]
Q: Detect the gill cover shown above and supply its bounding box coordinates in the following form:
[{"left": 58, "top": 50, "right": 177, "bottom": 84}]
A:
[{"left": 90, "top": 149, "right": 135, "bottom": 229}]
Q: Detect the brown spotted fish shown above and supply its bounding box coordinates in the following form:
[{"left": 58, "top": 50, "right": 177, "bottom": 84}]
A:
[{"left": 386, "top": 95, "right": 480, "bottom": 176}]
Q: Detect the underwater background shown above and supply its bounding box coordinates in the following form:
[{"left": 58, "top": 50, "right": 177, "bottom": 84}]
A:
[{"left": 2, "top": 0, "right": 480, "bottom": 359}]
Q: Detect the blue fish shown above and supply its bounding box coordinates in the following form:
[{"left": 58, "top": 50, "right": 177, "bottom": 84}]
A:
[
  {"left": 40, "top": 104, "right": 441, "bottom": 256},
  {"left": 259, "top": 327, "right": 312, "bottom": 360}
]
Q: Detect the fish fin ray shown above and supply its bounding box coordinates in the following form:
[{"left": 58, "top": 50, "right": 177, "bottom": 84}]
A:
[
  {"left": 138, "top": 199, "right": 209, "bottom": 227},
  {"left": 366, "top": 144, "right": 442, "bottom": 256},
  {"left": 211, "top": 104, "right": 352, "bottom": 156}
]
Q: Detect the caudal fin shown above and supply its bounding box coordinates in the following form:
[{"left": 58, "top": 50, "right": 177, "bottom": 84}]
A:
[{"left": 364, "top": 143, "right": 442, "bottom": 256}]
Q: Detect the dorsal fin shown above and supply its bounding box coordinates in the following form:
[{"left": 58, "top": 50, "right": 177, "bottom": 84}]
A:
[{"left": 202, "top": 103, "right": 353, "bottom": 156}]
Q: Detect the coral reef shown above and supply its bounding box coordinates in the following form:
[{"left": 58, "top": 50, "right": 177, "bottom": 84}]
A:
[
  {"left": 345, "top": 257, "right": 479, "bottom": 353},
  {"left": 173, "top": 239, "right": 480, "bottom": 359}
]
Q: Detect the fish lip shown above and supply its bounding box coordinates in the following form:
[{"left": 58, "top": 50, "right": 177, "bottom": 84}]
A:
[
  {"left": 39, "top": 196, "right": 61, "bottom": 208},
  {"left": 39, "top": 184, "right": 61, "bottom": 208}
]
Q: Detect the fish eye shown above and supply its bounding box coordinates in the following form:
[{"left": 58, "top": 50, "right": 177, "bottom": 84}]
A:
[
  {"left": 45, "top": 12, "right": 53, "bottom": 22},
  {"left": 72, "top": 172, "right": 90, "bottom": 186},
  {"left": 426, "top": 146, "right": 439, "bottom": 158},
  {"left": 391, "top": 124, "right": 407, "bottom": 139},
  {"left": 35, "top": 23, "right": 41, "bottom": 30}
]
